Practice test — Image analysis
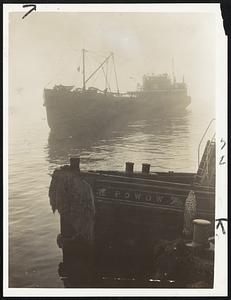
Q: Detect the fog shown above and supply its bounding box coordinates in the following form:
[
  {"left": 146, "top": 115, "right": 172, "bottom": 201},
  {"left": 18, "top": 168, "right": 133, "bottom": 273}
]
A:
[{"left": 9, "top": 12, "right": 217, "bottom": 111}]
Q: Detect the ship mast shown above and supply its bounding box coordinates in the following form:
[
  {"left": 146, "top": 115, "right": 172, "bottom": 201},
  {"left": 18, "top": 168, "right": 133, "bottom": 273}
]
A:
[
  {"left": 81, "top": 50, "right": 120, "bottom": 93},
  {"left": 85, "top": 53, "right": 112, "bottom": 85},
  {"left": 82, "top": 49, "right": 86, "bottom": 90}
]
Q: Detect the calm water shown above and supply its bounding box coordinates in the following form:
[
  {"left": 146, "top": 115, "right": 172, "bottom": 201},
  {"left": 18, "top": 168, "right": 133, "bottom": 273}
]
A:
[{"left": 8, "top": 92, "right": 214, "bottom": 288}]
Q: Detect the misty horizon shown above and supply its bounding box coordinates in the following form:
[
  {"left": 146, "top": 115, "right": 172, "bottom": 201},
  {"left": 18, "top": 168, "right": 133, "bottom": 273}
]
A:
[{"left": 9, "top": 12, "right": 216, "bottom": 110}]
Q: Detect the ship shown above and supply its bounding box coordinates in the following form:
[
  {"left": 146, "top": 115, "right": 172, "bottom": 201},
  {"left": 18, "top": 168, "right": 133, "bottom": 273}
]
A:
[
  {"left": 43, "top": 49, "right": 191, "bottom": 137},
  {"left": 49, "top": 122, "right": 215, "bottom": 287}
]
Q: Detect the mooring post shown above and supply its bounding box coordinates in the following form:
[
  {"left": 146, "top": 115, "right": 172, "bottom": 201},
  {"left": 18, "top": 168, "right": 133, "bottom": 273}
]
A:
[
  {"left": 60, "top": 156, "right": 81, "bottom": 238},
  {"left": 70, "top": 156, "right": 80, "bottom": 171},
  {"left": 125, "top": 162, "right": 134, "bottom": 174},
  {"left": 142, "top": 163, "right": 150, "bottom": 174},
  {"left": 185, "top": 218, "right": 213, "bottom": 259},
  {"left": 192, "top": 219, "right": 211, "bottom": 248},
  {"left": 59, "top": 157, "right": 82, "bottom": 265}
]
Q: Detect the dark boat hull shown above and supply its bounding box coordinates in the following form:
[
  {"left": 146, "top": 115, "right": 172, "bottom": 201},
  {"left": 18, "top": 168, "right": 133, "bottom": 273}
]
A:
[
  {"left": 52, "top": 153, "right": 215, "bottom": 287},
  {"left": 44, "top": 88, "right": 191, "bottom": 137},
  {"left": 81, "top": 171, "right": 215, "bottom": 242}
]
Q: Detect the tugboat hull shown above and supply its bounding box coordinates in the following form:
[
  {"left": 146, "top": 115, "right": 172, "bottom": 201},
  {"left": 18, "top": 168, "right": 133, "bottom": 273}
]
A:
[{"left": 82, "top": 171, "right": 215, "bottom": 242}]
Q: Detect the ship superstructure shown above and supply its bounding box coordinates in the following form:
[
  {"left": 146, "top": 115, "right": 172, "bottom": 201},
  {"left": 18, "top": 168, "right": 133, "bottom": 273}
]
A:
[{"left": 43, "top": 50, "right": 191, "bottom": 136}]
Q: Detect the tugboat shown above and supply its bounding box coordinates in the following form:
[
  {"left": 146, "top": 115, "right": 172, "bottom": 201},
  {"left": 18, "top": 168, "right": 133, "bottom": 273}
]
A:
[
  {"left": 74, "top": 137, "right": 215, "bottom": 239},
  {"left": 44, "top": 49, "right": 191, "bottom": 137},
  {"left": 49, "top": 121, "right": 215, "bottom": 287}
]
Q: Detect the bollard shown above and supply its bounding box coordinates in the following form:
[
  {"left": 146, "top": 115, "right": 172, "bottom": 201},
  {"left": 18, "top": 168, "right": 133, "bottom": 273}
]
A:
[
  {"left": 192, "top": 219, "right": 211, "bottom": 248},
  {"left": 142, "top": 163, "right": 150, "bottom": 174},
  {"left": 125, "top": 162, "right": 134, "bottom": 174},
  {"left": 70, "top": 157, "right": 80, "bottom": 171}
]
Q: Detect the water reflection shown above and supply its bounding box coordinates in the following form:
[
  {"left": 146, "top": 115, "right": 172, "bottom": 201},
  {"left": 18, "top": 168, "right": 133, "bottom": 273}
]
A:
[
  {"left": 58, "top": 261, "right": 177, "bottom": 288},
  {"left": 56, "top": 228, "right": 213, "bottom": 288},
  {"left": 45, "top": 111, "right": 191, "bottom": 173},
  {"left": 57, "top": 238, "right": 179, "bottom": 288}
]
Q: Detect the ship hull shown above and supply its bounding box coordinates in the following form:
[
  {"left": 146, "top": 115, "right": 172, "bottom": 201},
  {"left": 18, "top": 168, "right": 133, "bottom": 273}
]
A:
[
  {"left": 44, "top": 88, "right": 191, "bottom": 137},
  {"left": 81, "top": 170, "right": 215, "bottom": 242}
]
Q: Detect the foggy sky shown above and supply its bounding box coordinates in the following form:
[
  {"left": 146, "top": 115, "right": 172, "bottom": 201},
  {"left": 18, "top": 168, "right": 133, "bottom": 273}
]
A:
[{"left": 9, "top": 11, "right": 219, "bottom": 108}]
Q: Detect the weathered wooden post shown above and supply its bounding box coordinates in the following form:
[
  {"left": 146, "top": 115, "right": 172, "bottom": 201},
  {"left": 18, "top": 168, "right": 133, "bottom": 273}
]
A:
[
  {"left": 142, "top": 163, "right": 150, "bottom": 174},
  {"left": 70, "top": 156, "right": 80, "bottom": 170},
  {"left": 59, "top": 157, "right": 81, "bottom": 248},
  {"left": 50, "top": 156, "right": 96, "bottom": 285},
  {"left": 125, "top": 162, "right": 134, "bottom": 174}
]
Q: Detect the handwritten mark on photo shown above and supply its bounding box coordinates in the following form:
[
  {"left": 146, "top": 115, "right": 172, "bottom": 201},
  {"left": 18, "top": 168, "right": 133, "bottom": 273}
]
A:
[
  {"left": 215, "top": 218, "right": 228, "bottom": 235},
  {"left": 22, "top": 4, "right": 36, "bottom": 20}
]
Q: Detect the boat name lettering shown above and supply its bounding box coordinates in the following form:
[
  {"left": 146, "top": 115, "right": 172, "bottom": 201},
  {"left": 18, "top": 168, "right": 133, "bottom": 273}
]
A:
[{"left": 96, "top": 187, "right": 184, "bottom": 207}]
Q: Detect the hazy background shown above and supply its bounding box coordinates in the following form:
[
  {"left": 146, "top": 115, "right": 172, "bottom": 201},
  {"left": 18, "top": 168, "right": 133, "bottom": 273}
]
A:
[{"left": 9, "top": 12, "right": 216, "bottom": 111}]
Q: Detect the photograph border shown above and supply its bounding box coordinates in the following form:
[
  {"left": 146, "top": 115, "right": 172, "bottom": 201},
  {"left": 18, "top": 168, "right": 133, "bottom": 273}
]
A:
[{"left": 3, "top": 2, "right": 228, "bottom": 297}]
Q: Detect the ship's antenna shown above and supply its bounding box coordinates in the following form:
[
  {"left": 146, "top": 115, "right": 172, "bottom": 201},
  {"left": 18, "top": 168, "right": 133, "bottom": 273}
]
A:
[
  {"left": 82, "top": 49, "right": 86, "bottom": 90},
  {"left": 171, "top": 57, "right": 176, "bottom": 84},
  {"left": 112, "top": 53, "right": 120, "bottom": 94}
]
